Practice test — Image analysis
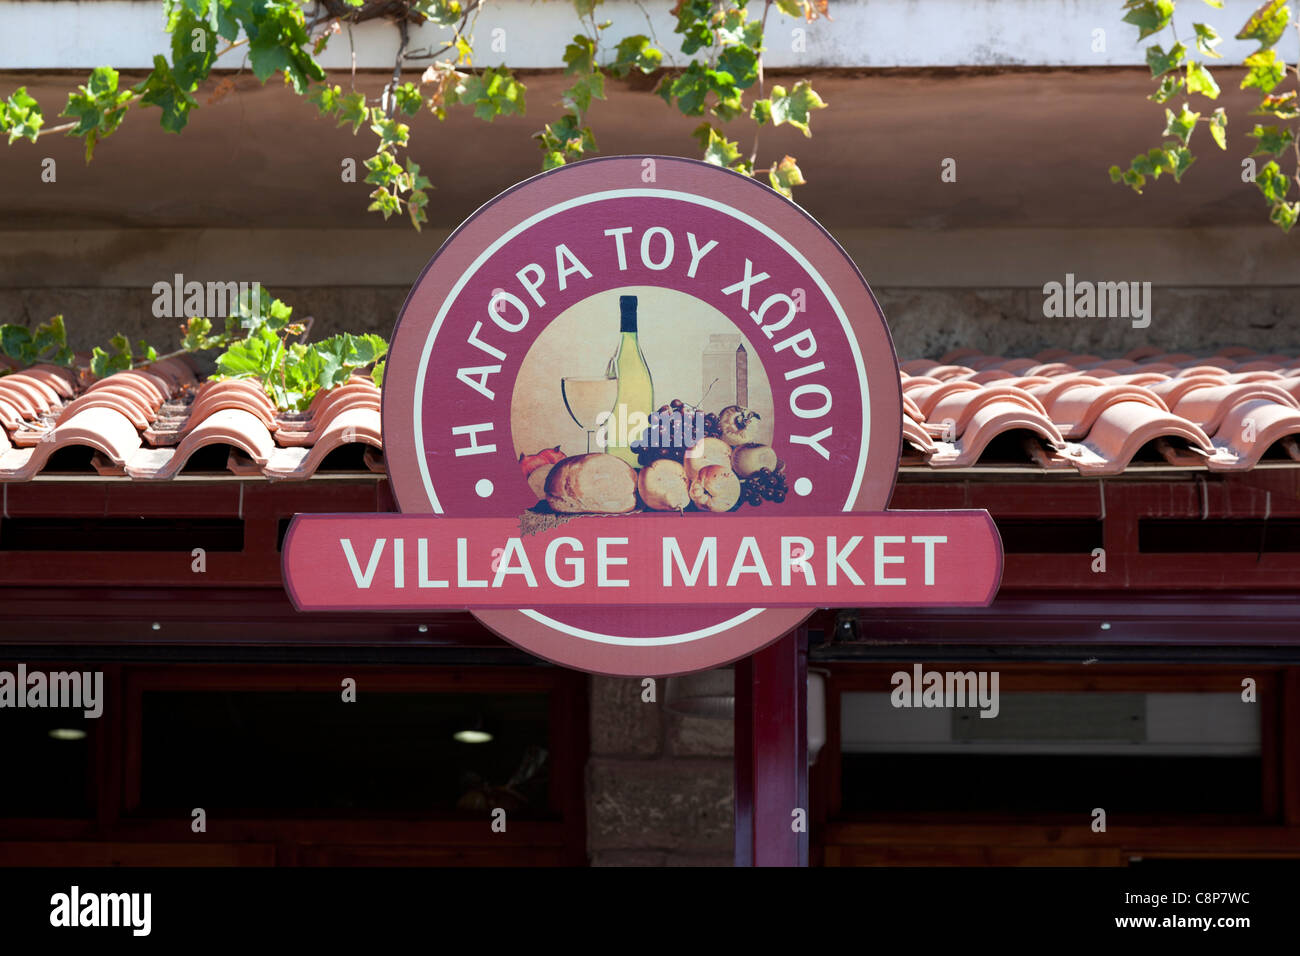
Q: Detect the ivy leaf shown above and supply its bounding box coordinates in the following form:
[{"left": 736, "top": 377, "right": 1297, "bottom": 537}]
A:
[
  {"left": 1146, "top": 43, "right": 1187, "bottom": 77},
  {"left": 668, "top": 64, "right": 711, "bottom": 116},
  {"left": 1185, "top": 62, "right": 1220, "bottom": 99},
  {"left": 371, "top": 360, "right": 386, "bottom": 388},
  {"left": 692, "top": 123, "right": 742, "bottom": 167},
  {"left": 1163, "top": 103, "right": 1200, "bottom": 145},
  {"left": 769, "top": 155, "right": 806, "bottom": 198},
  {"left": 774, "top": 0, "right": 806, "bottom": 17},
  {"left": 1122, "top": 1, "right": 1175, "bottom": 40},
  {"left": 1253, "top": 91, "right": 1300, "bottom": 118},
  {"left": 1241, "top": 50, "right": 1287, "bottom": 93},
  {"left": 61, "top": 68, "right": 134, "bottom": 160},
  {"left": 1, "top": 87, "right": 44, "bottom": 144},
  {"left": 1257, "top": 159, "right": 1290, "bottom": 203},
  {"left": 769, "top": 81, "right": 827, "bottom": 137},
  {"left": 751, "top": 98, "right": 772, "bottom": 125},
  {"left": 573, "top": 0, "right": 602, "bottom": 16},
  {"left": 1235, "top": 0, "right": 1291, "bottom": 51},
  {"left": 181, "top": 316, "right": 222, "bottom": 352},
  {"left": 1209, "top": 107, "right": 1228, "bottom": 149},
  {"left": 1248, "top": 123, "right": 1295, "bottom": 155}
]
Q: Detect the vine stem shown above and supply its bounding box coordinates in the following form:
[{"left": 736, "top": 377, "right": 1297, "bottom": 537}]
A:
[{"left": 748, "top": 0, "right": 772, "bottom": 169}]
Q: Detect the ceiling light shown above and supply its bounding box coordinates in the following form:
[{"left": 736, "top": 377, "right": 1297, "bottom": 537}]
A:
[
  {"left": 454, "top": 714, "right": 493, "bottom": 744},
  {"left": 48, "top": 728, "right": 86, "bottom": 741}
]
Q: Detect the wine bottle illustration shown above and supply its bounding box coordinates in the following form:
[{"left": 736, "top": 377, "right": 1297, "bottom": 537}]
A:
[{"left": 604, "top": 295, "right": 655, "bottom": 467}]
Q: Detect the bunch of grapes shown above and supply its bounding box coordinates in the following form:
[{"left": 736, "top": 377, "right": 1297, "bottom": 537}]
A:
[
  {"left": 637, "top": 399, "right": 722, "bottom": 466},
  {"left": 739, "top": 468, "right": 788, "bottom": 507}
]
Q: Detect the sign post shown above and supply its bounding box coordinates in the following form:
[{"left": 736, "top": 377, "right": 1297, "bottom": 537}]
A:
[{"left": 282, "top": 155, "right": 1003, "bottom": 861}]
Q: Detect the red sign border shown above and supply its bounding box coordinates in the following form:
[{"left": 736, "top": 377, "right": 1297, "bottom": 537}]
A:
[{"left": 378, "top": 156, "right": 913, "bottom": 675}]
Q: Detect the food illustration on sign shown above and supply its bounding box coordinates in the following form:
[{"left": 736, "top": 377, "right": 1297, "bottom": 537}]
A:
[{"left": 513, "top": 289, "right": 785, "bottom": 517}]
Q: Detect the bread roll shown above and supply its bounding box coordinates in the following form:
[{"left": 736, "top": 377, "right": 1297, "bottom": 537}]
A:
[{"left": 545, "top": 453, "right": 638, "bottom": 514}]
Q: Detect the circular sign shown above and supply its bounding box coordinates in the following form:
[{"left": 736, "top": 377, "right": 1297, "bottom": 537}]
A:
[{"left": 382, "top": 156, "right": 902, "bottom": 675}]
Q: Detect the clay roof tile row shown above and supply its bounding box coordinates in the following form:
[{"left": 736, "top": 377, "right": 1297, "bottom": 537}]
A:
[
  {"left": 0, "top": 356, "right": 382, "bottom": 481},
  {"left": 901, "top": 349, "right": 1300, "bottom": 474},
  {"left": 5, "top": 346, "right": 1300, "bottom": 480}
]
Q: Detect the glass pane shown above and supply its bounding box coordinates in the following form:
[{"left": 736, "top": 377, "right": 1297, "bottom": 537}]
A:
[
  {"left": 140, "top": 691, "right": 552, "bottom": 816},
  {"left": 840, "top": 690, "right": 1262, "bottom": 814},
  {"left": 0, "top": 706, "right": 92, "bottom": 818}
]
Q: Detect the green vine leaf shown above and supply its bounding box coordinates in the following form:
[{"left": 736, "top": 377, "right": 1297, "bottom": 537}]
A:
[
  {"left": 61, "top": 68, "right": 134, "bottom": 159},
  {"left": 1149, "top": 74, "right": 1186, "bottom": 103},
  {"left": 692, "top": 122, "right": 743, "bottom": 167},
  {"left": 449, "top": 67, "right": 526, "bottom": 121},
  {"left": 337, "top": 91, "right": 369, "bottom": 133},
  {"left": 1248, "top": 123, "right": 1295, "bottom": 155},
  {"left": 770, "top": 82, "right": 827, "bottom": 137},
  {"left": 1209, "top": 107, "right": 1228, "bottom": 149},
  {"left": 1122, "top": 1, "right": 1175, "bottom": 40},
  {"left": 562, "top": 72, "right": 606, "bottom": 114},
  {"left": 1192, "top": 23, "right": 1223, "bottom": 58},
  {"left": 133, "top": 56, "right": 199, "bottom": 134},
  {"left": 1, "top": 87, "right": 44, "bottom": 145},
  {"left": 1235, "top": 0, "right": 1292, "bottom": 52},
  {"left": 1146, "top": 42, "right": 1187, "bottom": 77},
  {"left": 610, "top": 35, "right": 663, "bottom": 76},
  {"left": 1257, "top": 159, "right": 1291, "bottom": 203},
  {"left": 1253, "top": 91, "right": 1300, "bottom": 118},
  {"left": 1163, "top": 103, "right": 1200, "bottom": 145},
  {"left": 1185, "top": 61, "right": 1220, "bottom": 99},
  {"left": 1241, "top": 50, "right": 1287, "bottom": 94},
  {"left": 769, "top": 155, "right": 806, "bottom": 198}
]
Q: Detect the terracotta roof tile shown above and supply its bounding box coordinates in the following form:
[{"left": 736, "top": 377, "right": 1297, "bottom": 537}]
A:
[{"left": 4, "top": 349, "right": 1300, "bottom": 480}]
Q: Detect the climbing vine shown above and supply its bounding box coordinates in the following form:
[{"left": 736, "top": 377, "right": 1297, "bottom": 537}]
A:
[
  {"left": 1111, "top": 0, "right": 1300, "bottom": 231},
  {"left": 1, "top": 0, "right": 832, "bottom": 228}
]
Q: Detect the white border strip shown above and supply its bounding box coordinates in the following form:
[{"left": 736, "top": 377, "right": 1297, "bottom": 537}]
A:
[{"left": 4, "top": 0, "right": 1295, "bottom": 70}]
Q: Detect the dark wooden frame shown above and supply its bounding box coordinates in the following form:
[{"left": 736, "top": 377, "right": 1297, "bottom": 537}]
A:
[
  {"left": 811, "top": 662, "right": 1295, "bottom": 866},
  {"left": 0, "top": 660, "right": 588, "bottom": 866}
]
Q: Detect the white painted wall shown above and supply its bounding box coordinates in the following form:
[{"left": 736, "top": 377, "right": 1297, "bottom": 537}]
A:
[{"left": 2, "top": 0, "right": 1296, "bottom": 71}]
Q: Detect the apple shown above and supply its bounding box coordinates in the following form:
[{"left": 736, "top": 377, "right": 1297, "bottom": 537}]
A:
[
  {"left": 717, "top": 405, "right": 762, "bottom": 447},
  {"left": 638, "top": 459, "right": 691, "bottom": 511},
  {"left": 732, "top": 443, "right": 779, "bottom": 478},
  {"left": 684, "top": 436, "right": 733, "bottom": 480},
  {"left": 689, "top": 465, "right": 741, "bottom": 512}
]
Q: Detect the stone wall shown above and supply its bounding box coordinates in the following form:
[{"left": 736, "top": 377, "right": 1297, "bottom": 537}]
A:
[
  {"left": 9, "top": 284, "right": 1300, "bottom": 362},
  {"left": 586, "top": 676, "right": 734, "bottom": 866}
]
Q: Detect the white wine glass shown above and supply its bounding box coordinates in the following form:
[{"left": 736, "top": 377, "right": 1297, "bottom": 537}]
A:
[{"left": 562, "top": 376, "right": 619, "bottom": 454}]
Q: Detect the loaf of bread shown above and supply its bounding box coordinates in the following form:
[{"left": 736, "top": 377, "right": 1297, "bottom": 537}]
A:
[{"left": 545, "top": 453, "right": 638, "bottom": 514}]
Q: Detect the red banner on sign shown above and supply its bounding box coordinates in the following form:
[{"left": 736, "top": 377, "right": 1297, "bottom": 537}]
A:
[{"left": 282, "top": 511, "right": 1002, "bottom": 611}]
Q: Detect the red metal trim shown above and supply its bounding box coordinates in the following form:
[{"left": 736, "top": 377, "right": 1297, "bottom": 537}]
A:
[
  {"left": 829, "top": 590, "right": 1300, "bottom": 649},
  {"left": 734, "top": 628, "right": 808, "bottom": 866}
]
